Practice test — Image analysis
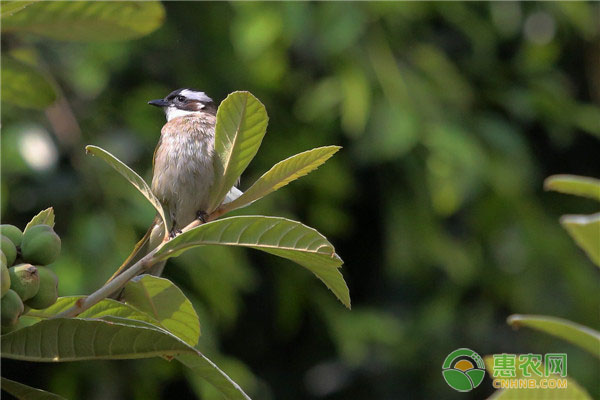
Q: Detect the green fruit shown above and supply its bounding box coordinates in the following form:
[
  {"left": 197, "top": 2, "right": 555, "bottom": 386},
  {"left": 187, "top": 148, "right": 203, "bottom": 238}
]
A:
[
  {"left": 1, "top": 289, "right": 24, "bottom": 327},
  {"left": 1, "top": 225, "right": 23, "bottom": 247},
  {"left": 1, "top": 252, "right": 10, "bottom": 298},
  {"left": 25, "top": 266, "right": 58, "bottom": 310},
  {"left": 21, "top": 225, "right": 61, "bottom": 265},
  {"left": 0, "top": 236, "right": 17, "bottom": 266},
  {"left": 8, "top": 264, "right": 40, "bottom": 301}
]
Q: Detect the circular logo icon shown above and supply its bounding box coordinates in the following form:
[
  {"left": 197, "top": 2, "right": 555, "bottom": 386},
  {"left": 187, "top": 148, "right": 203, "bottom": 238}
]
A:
[{"left": 442, "top": 348, "right": 486, "bottom": 392}]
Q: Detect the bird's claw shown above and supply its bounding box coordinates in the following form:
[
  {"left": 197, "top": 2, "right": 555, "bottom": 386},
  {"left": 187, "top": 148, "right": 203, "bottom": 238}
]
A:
[
  {"left": 169, "top": 228, "right": 182, "bottom": 239},
  {"left": 196, "top": 210, "right": 208, "bottom": 223}
]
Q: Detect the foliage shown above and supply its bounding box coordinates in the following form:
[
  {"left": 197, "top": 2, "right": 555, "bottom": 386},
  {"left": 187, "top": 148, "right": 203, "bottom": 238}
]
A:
[
  {"left": 1, "top": 89, "right": 345, "bottom": 398},
  {"left": 1, "top": 2, "right": 599, "bottom": 399}
]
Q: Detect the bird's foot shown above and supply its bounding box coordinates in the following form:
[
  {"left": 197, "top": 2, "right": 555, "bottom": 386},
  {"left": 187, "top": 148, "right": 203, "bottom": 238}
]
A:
[
  {"left": 196, "top": 210, "right": 208, "bottom": 223},
  {"left": 169, "top": 227, "right": 182, "bottom": 239}
]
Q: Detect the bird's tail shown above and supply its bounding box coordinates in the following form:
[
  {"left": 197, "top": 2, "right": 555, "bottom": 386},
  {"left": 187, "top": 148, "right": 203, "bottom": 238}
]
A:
[{"left": 105, "top": 216, "right": 165, "bottom": 285}]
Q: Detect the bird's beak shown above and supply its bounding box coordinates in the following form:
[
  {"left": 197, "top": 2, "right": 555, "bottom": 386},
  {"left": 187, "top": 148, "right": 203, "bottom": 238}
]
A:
[{"left": 148, "top": 99, "right": 169, "bottom": 107}]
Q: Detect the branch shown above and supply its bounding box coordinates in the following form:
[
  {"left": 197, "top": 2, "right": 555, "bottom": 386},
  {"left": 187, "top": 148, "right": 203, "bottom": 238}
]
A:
[{"left": 52, "top": 206, "right": 227, "bottom": 319}]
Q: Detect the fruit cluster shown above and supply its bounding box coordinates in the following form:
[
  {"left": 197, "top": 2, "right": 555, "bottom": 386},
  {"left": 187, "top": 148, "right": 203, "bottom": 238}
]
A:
[{"left": 1, "top": 224, "right": 60, "bottom": 333}]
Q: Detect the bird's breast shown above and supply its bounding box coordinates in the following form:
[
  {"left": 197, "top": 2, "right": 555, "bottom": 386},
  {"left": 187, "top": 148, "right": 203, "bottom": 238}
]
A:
[{"left": 151, "top": 116, "right": 216, "bottom": 226}]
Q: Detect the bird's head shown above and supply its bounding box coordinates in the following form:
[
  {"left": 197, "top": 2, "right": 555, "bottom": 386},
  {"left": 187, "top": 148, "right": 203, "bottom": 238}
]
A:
[{"left": 148, "top": 88, "right": 216, "bottom": 121}]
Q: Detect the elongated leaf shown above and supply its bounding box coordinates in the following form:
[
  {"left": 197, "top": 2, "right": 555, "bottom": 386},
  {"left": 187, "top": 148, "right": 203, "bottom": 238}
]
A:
[
  {"left": 155, "top": 216, "right": 350, "bottom": 308},
  {"left": 483, "top": 356, "right": 592, "bottom": 400},
  {"left": 27, "top": 294, "right": 199, "bottom": 347},
  {"left": 2, "top": 1, "right": 164, "bottom": 41},
  {"left": 1, "top": 317, "right": 251, "bottom": 399},
  {"left": 560, "top": 213, "right": 600, "bottom": 267},
  {"left": 24, "top": 207, "right": 55, "bottom": 232},
  {"left": 507, "top": 315, "right": 600, "bottom": 358},
  {"left": 178, "top": 353, "right": 251, "bottom": 400},
  {"left": 0, "top": 318, "right": 194, "bottom": 361},
  {"left": 96, "top": 317, "right": 251, "bottom": 400},
  {"left": 121, "top": 275, "right": 201, "bottom": 346},
  {"left": 86, "top": 145, "right": 168, "bottom": 232},
  {"left": 1, "top": 56, "right": 56, "bottom": 109},
  {"left": 1, "top": 377, "right": 66, "bottom": 400},
  {"left": 27, "top": 297, "right": 155, "bottom": 321},
  {"left": 544, "top": 175, "right": 600, "bottom": 202},
  {"left": 208, "top": 92, "right": 269, "bottom": 212},
  {"left": 222, "top": 146, "right": 341, "bottom": 213}
]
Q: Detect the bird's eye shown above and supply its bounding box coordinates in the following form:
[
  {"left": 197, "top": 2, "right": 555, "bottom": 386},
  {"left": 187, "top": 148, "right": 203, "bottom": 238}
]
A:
[{"left": 176, "top": 96, "right": 186, "bottom": 102}]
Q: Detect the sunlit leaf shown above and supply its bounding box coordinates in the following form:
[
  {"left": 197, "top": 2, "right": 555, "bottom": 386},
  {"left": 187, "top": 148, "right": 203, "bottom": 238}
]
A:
[
  {"left": 208, "top": 92, "right": 268, "bottom": 213},
  {"left": 544, "top": 175, "right": 600, "bottom": 202},
  {"left": 507, "top": 314, "right": 600, "bottom": 358},
  {"left": 24, "top": 207, "right": 55, "bottom": 232},
  {"left": 1, "top": 56, "right": 56, "bottom": 109},
  {"left": 484, "top": 355, "right": 593, "bottom": 399},
  {"left": 1, "top": 317, "right": 251, "bottom": 399},
  {"left": 27, "top": 297, "right": 156, "bottom": 322},
  {"left": 121, "top": 275, "right": 201, "bottom": 346},
  {"left": 154, "top": 216, "right": 350, "bottom": 308},
  {"left": 560, "top": 213, "right": 600, "bottom": 267},
  {"left": 221, "top": 146, "right": 341, "bottom": 213},
  {"left": 1, "top": 1, "right": 165, "bottom": 41},
  {"left": 1, "top": 377, "right": 66, "bottom": 400},
  {"left": 0, "top": 317, "right": 193, "bottom": 361},
  {"left": 26, "top": 296, "right": 193, "bottom": 343},
  {"left": 85, "top": 145, "right": 168, "bottom": 233}
]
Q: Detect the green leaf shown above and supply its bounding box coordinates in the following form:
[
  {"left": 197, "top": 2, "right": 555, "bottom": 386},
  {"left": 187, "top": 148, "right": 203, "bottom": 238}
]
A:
[
  {"left": 208, "top": 92, "right": 269, "bottom": 212},
  {"left": 1, "top": 1, "right": 165, "bottom": 41},
  {"left": 86, "top": 145, "right": 168, "bottom": 233},
  {"left": 544, "top": 174, "right": 600, "bottom": 202},
  {"left": 1, "top": 317, "right": 251, "bottom": 400},
  {"left": 1, "top": 56, "right": 56, "bottom": 109},
  {"left": 221, "top": 146, "right": 341, "bottom": 213},
  {"left": 0, "top": 317, "right": 194, "bottom": 361},
  {"left": 507, "top": 314, "right": 600, "bottom": 358},
  {"left": 27, "top": 297, "right": 155, "bottom": 321},
  {"left": 0, "top": 1, "right": 39, "bottom": 18},
  {"left": 155, "top": 216, "right": 350, "bottom": 308},
  {"left": 483, "top": 355, "right": 593, "bottom": 399},
  {"left": 27, "top": 293, "right": 199, "bottom": 347},
  {"left": 121, "top": 275, "right": 201, "bottom": 346},
  {"left": 24, "top": 207, "right": 55, "bottom": 232},
  {"left": 1, "top": 377, "right": 66, "bottom": 400},
  {"left": 92, "top": 317, "right": 251, "bottom": 400},
  {"left": 560, "top": 213, "right": 600, "bottom": 267},
  {"left": 177, "top": 354, "right": 251, "bottom": 400}
]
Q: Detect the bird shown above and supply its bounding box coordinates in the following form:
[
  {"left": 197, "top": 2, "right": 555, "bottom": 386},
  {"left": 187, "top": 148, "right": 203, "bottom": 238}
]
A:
[{"left": 107, "top": 88, "right": 241, "bottom": 283}]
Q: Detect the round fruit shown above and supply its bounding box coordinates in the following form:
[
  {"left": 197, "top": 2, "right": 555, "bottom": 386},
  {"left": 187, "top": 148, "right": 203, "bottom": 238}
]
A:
[
  {"left": 1, "top": 252, "right": 10, "bottom": 298},
  {"left": 25, "top": 266, "right": 58, "bottom": 310},
  {"left": 0, "top": 236, "right": 17, "bottom": 266},
  {"left": 8, "top": 264, "right": 40, "bottom": 301},
  {"left": 1, "top": 225, "right": 23, "bottom": 247},
  {"left": 1, "top": 289, "right": 24, "bottom": 327},
  {"left": 21, "top": 225, "right": 61, "bottom": 265}
]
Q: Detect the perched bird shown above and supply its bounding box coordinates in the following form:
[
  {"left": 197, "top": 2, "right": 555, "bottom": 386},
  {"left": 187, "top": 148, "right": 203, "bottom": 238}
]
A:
[{"left": 107, "top": 88, "right": 241, "bottom": 282}]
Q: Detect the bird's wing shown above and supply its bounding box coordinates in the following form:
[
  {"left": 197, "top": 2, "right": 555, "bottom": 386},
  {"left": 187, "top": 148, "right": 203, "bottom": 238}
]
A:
[{"left": 151, "top": 136, "right": 162, "bottom": 176}]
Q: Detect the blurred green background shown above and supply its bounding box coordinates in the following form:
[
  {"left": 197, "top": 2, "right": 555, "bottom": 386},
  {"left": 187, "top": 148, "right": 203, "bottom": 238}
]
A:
[{"left": 1, "top": 2, "right": 599, "bottom": 399}]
